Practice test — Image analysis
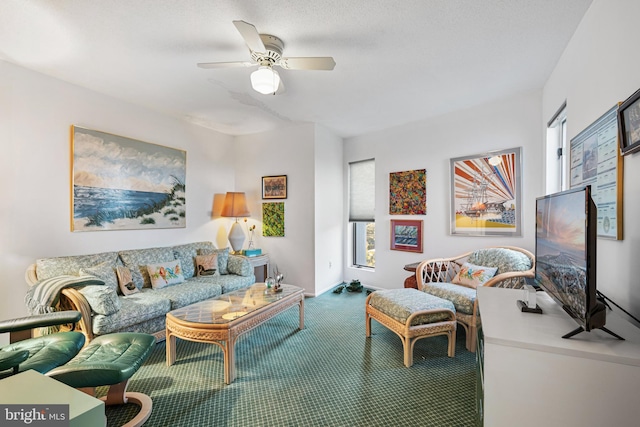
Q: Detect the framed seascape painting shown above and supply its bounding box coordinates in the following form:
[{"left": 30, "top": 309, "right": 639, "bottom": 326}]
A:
[
  {"left": 262, "top": 175, "right": 287, "bottom": 199},
  {"left": 71, "top": 126, "right": 186, "bottom": 231},
  {"left": 390, "top": 219, "right": 423, "bottom": 253},
  {"left": 450, "top": 147, "right": 522, "bottom": 236}
]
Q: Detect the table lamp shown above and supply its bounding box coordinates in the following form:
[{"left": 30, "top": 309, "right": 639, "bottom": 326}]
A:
[{"left": 221, "top": 192, "right": 250, "bottom": 253}]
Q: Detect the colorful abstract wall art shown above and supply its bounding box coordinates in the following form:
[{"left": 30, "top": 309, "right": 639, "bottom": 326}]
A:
[{"left": 389, "top": 169, "right": 426, "bottom": 215}]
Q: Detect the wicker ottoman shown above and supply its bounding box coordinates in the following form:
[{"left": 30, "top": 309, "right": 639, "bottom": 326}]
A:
[{"left": 365, "top": 288, "right": 456, "bottom": 367}]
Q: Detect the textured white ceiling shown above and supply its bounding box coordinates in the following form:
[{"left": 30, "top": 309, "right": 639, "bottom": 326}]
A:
[{"left": 0, "top": 0, "right": 592, "bottom": 138}]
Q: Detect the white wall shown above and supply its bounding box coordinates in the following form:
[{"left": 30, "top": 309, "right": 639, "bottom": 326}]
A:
[
  {"left": 543, "top": 0, "right": 640, "bottom": 320},
  {"left": 314, "top": 124, "right": 344, "bottom": 295},
  {"left": 343, "top": 90, "right": 543, "bottom": 290},
  {"left": 233, "top": 123, "right": 318, "bottom": 295},
  {"left": 0, "top": 61, "right": 236, "bottom": 332}
]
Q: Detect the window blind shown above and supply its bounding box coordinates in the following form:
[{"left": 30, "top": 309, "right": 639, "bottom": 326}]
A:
[{"left": 349, "top": 159, "right": 375, "bottom": 222}]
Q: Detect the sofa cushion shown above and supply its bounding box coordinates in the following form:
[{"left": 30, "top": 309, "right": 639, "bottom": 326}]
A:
[
  {"left": 118, "top": 247, "right": 176, "bottom": 289},
  {"left": 78, "top": 285, "right": 121, "bottom": 316},
  {"left": 151, "top": 277, "right": 223, "bottom": 310},
  {"left": 172, "top": 242, "right": 216, "bottom": 278},
  {"left": 147, "top": 260, "right": 185, "bottom": 289},
  {"left": 211, "top": 273, "right": 255, "bottom": 293},
  {"left": 227, "top": 255, "right": 254, "bottom": 277},
  {"left": 36, "top": 252, "right": 119, "bottom": 280},
  {"left": 91, "top": 289, "right": 171, "bottom": 335},
  {"left": 422, "top": 282, "right": 477, "bottom": 315},
  {"left": 80, "top": 263, "right": 119, "bottom": 293},
  {"left": 451, "top": 262, "right": 498, "bottom": 289}
]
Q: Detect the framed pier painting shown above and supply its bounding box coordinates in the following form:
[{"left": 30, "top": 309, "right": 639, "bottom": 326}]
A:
[
  {"left": 390, "top": 219, "right": 423, "bottom": 253},
  {"left": 450, "top": 147, "right": 522, "bottom": 236},
  {"left": 71, "top": 126, "right": 186, "bottom": 231}
]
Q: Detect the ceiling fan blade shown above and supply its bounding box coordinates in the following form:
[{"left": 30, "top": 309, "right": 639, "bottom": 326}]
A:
[
  {"left": 279, "top": 57, "right": 336, "bottom": 70},
  {"left": 233, "top": 20, "right": 266, "bottom": 53},
  {"left": 197, "top": 61, "right": 254, "bottom": 69}
]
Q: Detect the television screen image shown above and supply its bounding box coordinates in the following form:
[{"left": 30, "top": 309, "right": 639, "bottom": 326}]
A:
[
  {"left": 534, "top": 186, "right": 623, "bottom": 339},
  {"left": 536, "top": 188, "right": 590, "bottom": 322}
]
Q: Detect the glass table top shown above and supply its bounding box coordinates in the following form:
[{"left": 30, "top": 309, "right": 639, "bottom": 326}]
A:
[{"left": 167, "top": 283, "right": 302, "bottom": 325}]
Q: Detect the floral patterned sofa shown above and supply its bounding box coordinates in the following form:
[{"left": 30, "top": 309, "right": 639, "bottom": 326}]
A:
[
  {"left": 25, "top": 242, "right": 255, "bottom": 343},
  {"left": 415, "top": 246, "right": 535, "bottom": 352}
]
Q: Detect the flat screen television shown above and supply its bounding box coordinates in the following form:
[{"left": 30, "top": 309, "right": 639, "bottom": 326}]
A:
[
  {"left": 535, "top": 186, "right": 620, "bottom": 339},
  {"left": 618, "top": 87, "right": 640, "bottom": 156}
]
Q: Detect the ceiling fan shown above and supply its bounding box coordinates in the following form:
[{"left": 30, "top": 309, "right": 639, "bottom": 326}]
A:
[{"left": 197, "top": 20, "right": 336, "bottom": 95}]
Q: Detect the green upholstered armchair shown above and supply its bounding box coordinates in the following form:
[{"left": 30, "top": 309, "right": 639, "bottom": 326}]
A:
[
  {"left": 1, "top": 311, "right": 156, "bottom": 427},
  {"left": 416, "top": 246, "right": 535, "bottom": 352},
  {"left": 0, "top": 311, "right": 84, "bottom": 378}
]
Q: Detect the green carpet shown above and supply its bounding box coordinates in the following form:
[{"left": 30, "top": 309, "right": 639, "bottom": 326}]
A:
[{"left": 102, "top": 290, "right": 476, "bottom": 426}]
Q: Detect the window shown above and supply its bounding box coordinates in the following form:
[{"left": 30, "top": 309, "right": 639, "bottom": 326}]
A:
[
  {"left": 546, "top": 102, "right": 567, "bottom": 194},
  {"left": 349, "top": 159, "right": 375, "bottom": 268}
]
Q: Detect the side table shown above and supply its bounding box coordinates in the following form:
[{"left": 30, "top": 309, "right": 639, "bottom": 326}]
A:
[
  {"left": 245, "top": 253, "right": 270, "bottom": 282},
  {"left": 403, "top": 262, "right": 420, "bottom": 289},
  {"left": 403, "top": 262, "right": 441, "bottom": 289}
]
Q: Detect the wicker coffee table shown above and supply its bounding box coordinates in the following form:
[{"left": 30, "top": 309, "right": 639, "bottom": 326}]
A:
[{"left": 166, "top": 283, "right": 304, "bottom": 384}]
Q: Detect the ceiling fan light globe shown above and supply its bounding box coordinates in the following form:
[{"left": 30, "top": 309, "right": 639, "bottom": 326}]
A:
[
  {"left": 251, "top": 66, "right": 280, "bottom": 94},
  {"left": 488, "top": 155, "right": 502, "bottom": 166}
]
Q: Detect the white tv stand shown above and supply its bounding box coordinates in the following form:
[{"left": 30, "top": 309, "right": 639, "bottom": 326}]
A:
[{"left": 476, "top": 287, "right": 640, "bottom": 427}]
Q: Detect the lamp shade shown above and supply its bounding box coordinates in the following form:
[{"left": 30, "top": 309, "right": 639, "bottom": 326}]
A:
[
  {"left": 221, "top": 192, "right": 250, "bottom": 218},
  {"left": 250, "top": 66, "right": 280, "bottom": 94}
]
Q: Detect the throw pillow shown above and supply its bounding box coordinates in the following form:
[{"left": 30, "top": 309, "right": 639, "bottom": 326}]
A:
[
  {"left": 78, "top": 285, "right": 121, "bottom": 316},
  {"left": 79, "top": 262, "right": 119, "bottom": 292},
  {"left": 147, "top": 260, "right": 185, "bottom": 289},
  {"left": 195, "top": 253, "right": 219, "bottom": 277},
  {"left": 452, "top": 262, "right": 498, "bottom": 289},
  {"left": 198, "top": 247, "right": 230, "bottom": 275},
  {"left": 116, "top": 266, "right": 139, "bottom": 296}
]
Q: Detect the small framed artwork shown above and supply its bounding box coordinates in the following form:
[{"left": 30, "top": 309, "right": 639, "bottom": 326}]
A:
[
  {"left": 390, "top": 219, "right": 423, "bottom": 253},
  {"left": 618, "top": 87, "right": 640, "bottom": 156},
  {"left": 262, "top": 175, "right": 287, "bottom": 199}
]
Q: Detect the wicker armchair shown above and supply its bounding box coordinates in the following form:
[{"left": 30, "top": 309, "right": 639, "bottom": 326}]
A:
[{"left": 415, "top": 246, "right": 535, "bottom": 352}]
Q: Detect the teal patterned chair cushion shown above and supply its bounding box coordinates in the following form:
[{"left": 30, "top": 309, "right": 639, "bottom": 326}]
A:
[
  {"left": 36, "top": 252, "right": 119, "bottom": 280},
  {"left": 173, "top": 242, "right": 216, "bottom": 278},
  {"left": 92, "top": 290, "right": 170, "bottom": 335},
  {"left": 369, "top": 289, "right": 455, "bottom": 326},
  {"left": 151, "top": 278, "right": 222, "bottom": 310},
  {"left": 118, "top": 247, "right": 176, "bottom": 289},
  {"left": 422, "top": 282, "right": 477, "bottom": 315},
  {"left": 468, "top": 248, "right": 532, "bottom": 288},
  {"left": 227, "top": 255, "right": 254, "bottom": 277}
]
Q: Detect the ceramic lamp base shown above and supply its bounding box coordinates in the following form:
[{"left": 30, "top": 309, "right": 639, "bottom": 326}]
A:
[{"left": 228, "top": 221, "right": 245, "bottom": 252}]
